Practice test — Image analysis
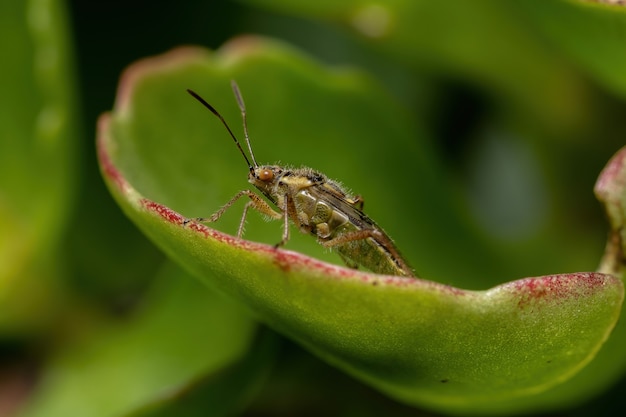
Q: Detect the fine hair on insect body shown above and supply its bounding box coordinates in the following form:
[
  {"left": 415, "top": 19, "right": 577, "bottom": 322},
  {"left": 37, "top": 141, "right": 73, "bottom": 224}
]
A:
[{"left": 186, "top": 80, "right": 415, "bottom": 278}]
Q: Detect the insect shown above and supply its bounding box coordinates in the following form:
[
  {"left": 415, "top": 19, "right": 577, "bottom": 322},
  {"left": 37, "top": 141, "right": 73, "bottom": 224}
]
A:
[{"left": 186, "top": 81, "right": 415, "bottom": 278}]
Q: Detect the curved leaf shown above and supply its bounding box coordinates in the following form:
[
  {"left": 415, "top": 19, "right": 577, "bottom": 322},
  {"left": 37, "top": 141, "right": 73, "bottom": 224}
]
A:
[
  {"left": 479, "top": 146, "right": 626, "bottom": 414},
  {"left": 0, "top": 0, "right": 79, "bottom": 331},
  {"left": 97, "top": 40, "right": 623, "bottom": 414},
  {"left": 514, "top": 0, "right": 626, "bottom": 97},
  {"left": 239, "top": 0, "right": 590, "bottom": 133},
  {"left": 17, "top": 262, "right": 265, "bottom": 417}
]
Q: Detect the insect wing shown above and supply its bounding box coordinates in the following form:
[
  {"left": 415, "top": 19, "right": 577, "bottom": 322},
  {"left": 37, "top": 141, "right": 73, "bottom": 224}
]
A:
[
  {"left": 310, "top": 183, "right": 378, "bottom": 232},
  {"left": 309, "top": 182, "right": 415, "bottom": 277}
]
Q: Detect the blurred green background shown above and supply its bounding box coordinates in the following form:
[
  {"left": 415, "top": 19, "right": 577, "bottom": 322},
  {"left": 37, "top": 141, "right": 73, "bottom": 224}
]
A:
[{"left": 2, "top": 0, "right": 626, "bottom": 415}]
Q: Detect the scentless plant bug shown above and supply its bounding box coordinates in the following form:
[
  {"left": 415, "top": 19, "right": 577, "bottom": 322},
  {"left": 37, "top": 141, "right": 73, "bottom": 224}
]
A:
[{"left": 186, "top": 81, "right": 415, "bottom": 278}]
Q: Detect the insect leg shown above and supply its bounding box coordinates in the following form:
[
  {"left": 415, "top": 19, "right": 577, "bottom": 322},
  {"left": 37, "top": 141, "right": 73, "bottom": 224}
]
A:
[
  {"left": 237, "top": 202, "right": 253, "bottom": 238},
  {"left": 273, "top": 194, "right": 291, "bottom": 248},
  {"left": 353, "top": 195, "right": 364, "bottom": 210},
  {"left": 320, "top": 229, "right": 378, "bottom": 249},
  {"left": 321, "top": 229, "right": 413, "bottom": 276},
  {"left": 185, "top": 190, "right": 282, "bottom": 238}
]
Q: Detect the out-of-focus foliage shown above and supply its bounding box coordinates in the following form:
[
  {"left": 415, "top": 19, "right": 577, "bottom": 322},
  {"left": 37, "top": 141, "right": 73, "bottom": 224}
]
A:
[
  {"left": 97, "top": 42, "right": 622, "bottom": 415},
  {"left": 1, "top": 0, "right": 626, "bottom": 416},
  {"left": 0, "top": 0, "right": 77, "bottom": 334}
]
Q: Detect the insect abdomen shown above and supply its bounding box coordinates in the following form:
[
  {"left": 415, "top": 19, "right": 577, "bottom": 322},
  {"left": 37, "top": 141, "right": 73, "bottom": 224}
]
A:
[
  {"left": 294, "top": 190, "right": 411, "bottom": 277},
  {"left": 294, "top": 190, "right": 350, "bottom": 238}
]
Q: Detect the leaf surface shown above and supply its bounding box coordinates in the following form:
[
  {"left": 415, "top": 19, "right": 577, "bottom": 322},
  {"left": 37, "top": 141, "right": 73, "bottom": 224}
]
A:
[{"left": 97, "top": 39, "right": 623, "bottom": 414}]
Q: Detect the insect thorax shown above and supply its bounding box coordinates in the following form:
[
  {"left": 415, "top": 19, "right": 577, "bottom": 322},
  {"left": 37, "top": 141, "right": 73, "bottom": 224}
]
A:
[
  {"left": 249, "top": 166, "right": 323, "bottom": 203},
  {"left": 188, "top": 84, "right": 414, "bottom": 278},
  {"left": 249, "top": 166, "right": 349, "bottom": 236}
]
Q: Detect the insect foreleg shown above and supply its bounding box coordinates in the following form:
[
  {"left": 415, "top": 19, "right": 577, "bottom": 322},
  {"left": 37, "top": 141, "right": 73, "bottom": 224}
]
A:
[{"left": 186, "top": 190, "right": 281, "bottom": 238}]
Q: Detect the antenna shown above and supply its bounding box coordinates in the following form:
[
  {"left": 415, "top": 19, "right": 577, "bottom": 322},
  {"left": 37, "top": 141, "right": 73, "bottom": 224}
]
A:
[
  {"left": 230, "top": 80, "right": 258, "bottom": 167},
  {"left": 186, "top": 88, "right": 256, "bottom": 171}
]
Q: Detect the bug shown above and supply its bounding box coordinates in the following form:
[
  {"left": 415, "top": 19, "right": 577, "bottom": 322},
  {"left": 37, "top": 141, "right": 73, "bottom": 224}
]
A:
[{"left": 186, "top": 81, "right": 415, "bottom": 278}]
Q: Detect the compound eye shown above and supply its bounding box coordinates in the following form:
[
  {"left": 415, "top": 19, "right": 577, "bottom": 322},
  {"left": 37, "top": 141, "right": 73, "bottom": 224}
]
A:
[{"left": 259, "top": 169, "right": 274, "bottom": 182}]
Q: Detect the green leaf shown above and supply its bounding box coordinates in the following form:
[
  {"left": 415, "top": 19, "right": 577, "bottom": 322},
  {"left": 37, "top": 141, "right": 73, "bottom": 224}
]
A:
[
  {"left": 596, "top": 146, "right": 626, "bottom": 275},
  {"left": 97, "top": 39, "right": 623, "bottom": 414},
  {"left": 239, "top": 0, "right": 590, "bottom": 134},
  {"left": 17, "top": 262, "right": 265, "bottom": 417},
  {"left": 0, "top": 0, "right": 79, "bottom": 331},
  {"left": 513, "top": 0, "right": 626, "bottom": 97},
  {"left": 481, "top": 145, "right": 626, "bottom": 414}
]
